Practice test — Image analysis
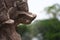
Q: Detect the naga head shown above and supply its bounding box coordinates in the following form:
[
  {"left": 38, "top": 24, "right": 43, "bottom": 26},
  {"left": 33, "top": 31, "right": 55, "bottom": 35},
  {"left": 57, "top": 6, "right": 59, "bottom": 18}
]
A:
[{"left": 10, "top": 11, "right": 36, "bottom": 25}]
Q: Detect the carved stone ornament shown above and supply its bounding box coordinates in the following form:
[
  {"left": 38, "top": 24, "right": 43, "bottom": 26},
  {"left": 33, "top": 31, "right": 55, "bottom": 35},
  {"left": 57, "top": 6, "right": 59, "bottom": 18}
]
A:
[{"left": 0, "top": 0, "right": 36, "bottom": 40}]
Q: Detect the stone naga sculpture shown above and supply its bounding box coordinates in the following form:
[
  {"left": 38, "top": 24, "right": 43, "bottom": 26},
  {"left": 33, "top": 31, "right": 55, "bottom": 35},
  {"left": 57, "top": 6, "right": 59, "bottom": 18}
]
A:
[{"left": 0, "top": 0, "right": 36, "bottom": 40}]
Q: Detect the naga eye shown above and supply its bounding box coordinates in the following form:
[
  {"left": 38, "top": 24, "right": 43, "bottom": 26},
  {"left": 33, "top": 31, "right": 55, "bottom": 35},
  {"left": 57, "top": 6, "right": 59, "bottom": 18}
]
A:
[
  {"left": 18, "top": 14, "right": 25, "bottom": 17},
  {"left": 17, "top": 14, "right": 25, "bottom": 19}
]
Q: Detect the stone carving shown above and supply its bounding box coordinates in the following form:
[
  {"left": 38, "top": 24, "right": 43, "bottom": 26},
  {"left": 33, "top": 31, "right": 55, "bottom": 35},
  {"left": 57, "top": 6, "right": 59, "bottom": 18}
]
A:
[{"left": 0, "top": 0, "right": 36, "bottom": 40}]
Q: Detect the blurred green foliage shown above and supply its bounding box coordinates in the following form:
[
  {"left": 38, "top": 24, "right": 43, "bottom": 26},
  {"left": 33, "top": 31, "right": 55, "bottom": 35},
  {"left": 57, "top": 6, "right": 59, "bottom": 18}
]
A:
[
  {"left": 16, "top": 24, "right": 29, "bottom": 36},
  {"left": 33, "top": 18, "right": 60, "bottom": 40},
  {"left": 45, "top": 4, "right": 60, "bottom": 18}
]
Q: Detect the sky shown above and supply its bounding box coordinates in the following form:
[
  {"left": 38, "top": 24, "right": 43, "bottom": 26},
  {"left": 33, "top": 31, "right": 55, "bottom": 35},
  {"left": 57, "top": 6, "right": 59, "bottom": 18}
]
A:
[{"left": 28, "top": 0, "right": 60, "bottom": 20}]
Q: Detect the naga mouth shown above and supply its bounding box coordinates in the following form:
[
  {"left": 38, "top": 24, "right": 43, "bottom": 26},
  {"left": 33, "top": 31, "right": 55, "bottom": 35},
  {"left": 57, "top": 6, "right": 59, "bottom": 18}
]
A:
[{"left": 24, "top": 13, "right": 36, "bottom": 24}]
